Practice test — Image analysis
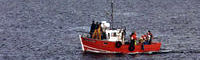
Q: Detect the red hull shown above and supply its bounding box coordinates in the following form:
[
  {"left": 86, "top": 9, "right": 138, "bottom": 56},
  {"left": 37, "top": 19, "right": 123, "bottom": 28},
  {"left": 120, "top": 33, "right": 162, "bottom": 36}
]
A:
[{"left": 80, "top": 36, "right": 161, "bottom": 54}]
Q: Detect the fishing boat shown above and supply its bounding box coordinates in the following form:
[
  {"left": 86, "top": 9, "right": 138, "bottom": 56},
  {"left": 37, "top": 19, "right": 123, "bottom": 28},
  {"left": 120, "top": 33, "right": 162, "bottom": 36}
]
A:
[
  {"left": 79, "top": 1, "right": 162, "bottom": 54},
  {"left": 79, "top": 21, "right": 161, "bottom": 54}
]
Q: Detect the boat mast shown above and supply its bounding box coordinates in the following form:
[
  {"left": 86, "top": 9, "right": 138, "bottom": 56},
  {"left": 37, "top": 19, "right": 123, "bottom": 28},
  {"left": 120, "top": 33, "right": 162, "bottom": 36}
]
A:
[{"left": 110, "top": 0, "right": 114, "bottom": 29}]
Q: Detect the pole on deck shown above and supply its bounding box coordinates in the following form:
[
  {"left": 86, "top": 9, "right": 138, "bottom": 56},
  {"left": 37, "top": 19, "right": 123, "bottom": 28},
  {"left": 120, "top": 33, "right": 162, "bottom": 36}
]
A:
[{"left": 110, "top": 0, "right": 114, "bottom": 29}]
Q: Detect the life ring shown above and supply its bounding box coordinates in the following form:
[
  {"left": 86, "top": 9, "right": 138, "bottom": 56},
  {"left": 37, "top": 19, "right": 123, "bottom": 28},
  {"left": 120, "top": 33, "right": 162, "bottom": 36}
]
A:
[{"left": 115, "top": 41, "right": 122, "bottom": 48}]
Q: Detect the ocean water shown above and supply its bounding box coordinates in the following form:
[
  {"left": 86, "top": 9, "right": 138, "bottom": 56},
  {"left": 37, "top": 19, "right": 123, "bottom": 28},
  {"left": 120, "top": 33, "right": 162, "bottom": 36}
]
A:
[{"left": 0, "top": 0, "right": 200, "bottom": 60}]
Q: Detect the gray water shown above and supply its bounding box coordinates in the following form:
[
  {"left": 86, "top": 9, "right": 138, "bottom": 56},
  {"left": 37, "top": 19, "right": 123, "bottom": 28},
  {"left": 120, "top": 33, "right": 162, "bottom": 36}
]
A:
[{"left": 0, "top": 0, "right": 200, "bottom": 60}]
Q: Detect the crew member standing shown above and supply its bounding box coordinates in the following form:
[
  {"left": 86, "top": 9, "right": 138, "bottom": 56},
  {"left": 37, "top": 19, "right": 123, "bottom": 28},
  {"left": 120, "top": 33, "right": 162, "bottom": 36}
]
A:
[
  {"left": 129, "top": 31, "right": 137, "bottom": 51},
  {"left": 131, "top": 31, "right": 137, "bottom": 45},
  {"left": 89, "top": 21, "right": 95, "bottom": 38},
  {"left": 147, "top": 30, "right": 153, "bottom": 44},
  {"left": 97, "top": 23, "right": 102, "bottom": 40},
  {"left": 92, "top": 22, "right": 99, "bottom": 39},
  {"left": 141, "top": 34, "right": 148, "bottom": 50}
]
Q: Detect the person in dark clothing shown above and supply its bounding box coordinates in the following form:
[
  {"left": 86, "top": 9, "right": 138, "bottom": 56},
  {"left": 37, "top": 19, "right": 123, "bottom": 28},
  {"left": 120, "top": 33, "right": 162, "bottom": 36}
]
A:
[
  {"left": 92, "top": 22, "right": 99, "bottom": 39},
  {"left": 129, "top": 31, "right": 137, "bottom": 51},
  {"left": 90, "top": 21, "right": 96, "bottom": 38},
  {"left": 141, "top": 43, "right": 144, "bottom": 50},
  {"left": 123, "top": 29, "right": 126, "bottom": 36},
  {"left": 147, "top": 30, "right": 153, "bottom": 44},
  {"left": 101, "top": 32, "right": 106, "bottom": 39},
  {"left": 95, "top": 22, "right": 99, "bottom": 29}
]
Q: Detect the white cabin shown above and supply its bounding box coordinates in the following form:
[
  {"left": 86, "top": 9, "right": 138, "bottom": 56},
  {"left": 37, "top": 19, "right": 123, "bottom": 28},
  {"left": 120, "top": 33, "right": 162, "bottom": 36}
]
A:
[
  {"left": 101, "top": 21, "right": 125, "bottom": 42},
  {"left": 106, "top": 29, "right": 124, "bottom": 42}
]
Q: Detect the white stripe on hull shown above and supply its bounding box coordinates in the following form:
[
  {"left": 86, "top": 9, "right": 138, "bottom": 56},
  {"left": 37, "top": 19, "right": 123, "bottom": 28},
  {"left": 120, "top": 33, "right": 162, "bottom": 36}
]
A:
[
  {"left": 84, "top": 45, "right": 159, "bottom": 54},
  {"left": 84, "top": 45, "right": 118, "bottom": 53},
  {"left": 86, "top": 49, "right": 120, "bottom": 54},
  {"left": 79, "top": 35, "right": 85, "bottom": 51}
]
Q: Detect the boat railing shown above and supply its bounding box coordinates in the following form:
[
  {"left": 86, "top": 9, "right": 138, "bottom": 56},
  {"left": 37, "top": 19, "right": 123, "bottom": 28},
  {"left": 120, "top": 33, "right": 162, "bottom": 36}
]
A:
[{"left": 81, "top": 33, "right": 90, "bottom": 38}]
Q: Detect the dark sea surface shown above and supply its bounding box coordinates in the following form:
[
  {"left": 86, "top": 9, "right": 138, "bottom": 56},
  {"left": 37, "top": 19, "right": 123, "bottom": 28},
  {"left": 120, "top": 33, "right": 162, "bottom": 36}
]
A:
[{"left": 0, "top": 0, "right": 200, "bottom": 60}]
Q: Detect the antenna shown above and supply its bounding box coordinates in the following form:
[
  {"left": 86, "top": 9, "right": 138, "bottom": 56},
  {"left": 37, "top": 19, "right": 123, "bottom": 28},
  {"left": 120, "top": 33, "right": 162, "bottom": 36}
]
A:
[{"left": 110, "top": 0, "right": 114, "bottom": 29}]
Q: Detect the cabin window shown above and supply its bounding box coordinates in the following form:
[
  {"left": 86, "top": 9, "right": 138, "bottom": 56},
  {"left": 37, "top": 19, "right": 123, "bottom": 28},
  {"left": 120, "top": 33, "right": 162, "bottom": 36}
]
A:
[
  {"left": 108, "top": 33, "right": 110, "bottom": 39},
  {"left": 112, "top": 33, "right": 117, "bottom": 37}
]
